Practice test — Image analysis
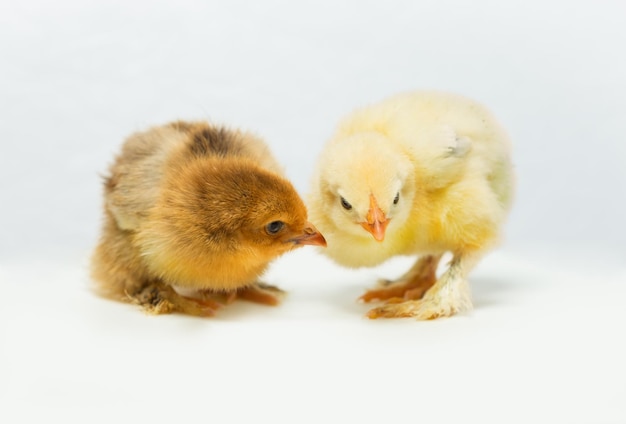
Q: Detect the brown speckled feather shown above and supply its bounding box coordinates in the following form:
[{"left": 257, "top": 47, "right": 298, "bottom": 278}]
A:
[{"left": 91, "top": 121, "right": 325, "bottom": 316}]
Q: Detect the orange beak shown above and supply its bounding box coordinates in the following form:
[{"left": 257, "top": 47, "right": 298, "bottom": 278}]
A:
[
  {"left": 289, "top": 221, "right": 327, "bottom": 247},
  {"left": 359, "top": 194, "right": 389, "bottom": 242}
]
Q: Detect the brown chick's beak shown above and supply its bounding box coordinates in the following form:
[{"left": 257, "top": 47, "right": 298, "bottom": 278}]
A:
[
  {"left": 360, "top": 194, "right": 390, "bottom": 242},
  {"left": 289, "top": 221, "right": 327, "bottom": 247}
]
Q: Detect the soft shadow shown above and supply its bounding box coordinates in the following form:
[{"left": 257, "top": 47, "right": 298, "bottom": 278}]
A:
[
  {"left": 321, "top": 282, "right": 374, "bottom": 316},
  {"left": 470, "top": 276, "right": 522, "bottom": 309}
]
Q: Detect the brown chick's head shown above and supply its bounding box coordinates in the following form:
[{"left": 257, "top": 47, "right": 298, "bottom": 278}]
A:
[
  {"left": 313, "top": 133, "right": 414, "bottom": 242},
  {"left": 137, "top": 158, "right": 325, "bottom": 290}
]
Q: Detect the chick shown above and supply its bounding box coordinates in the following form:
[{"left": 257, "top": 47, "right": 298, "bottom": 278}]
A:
[
  {"left": 308, "top": 91, "right": 514, "bottom": 319},
  {"left": 91, "top": 121, "right": 326, "bottom": 316}
]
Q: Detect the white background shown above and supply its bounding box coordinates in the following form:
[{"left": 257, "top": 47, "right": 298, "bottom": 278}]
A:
[{"left": 1, "top": 1, "right": 625, "bottom": 423}]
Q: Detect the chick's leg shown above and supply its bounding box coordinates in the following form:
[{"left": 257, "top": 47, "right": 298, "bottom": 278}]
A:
[
  {"left": 367, "top": 251, "right": 480, "bottom": 320},
  {"left": 360, "top": 254, "right": 442, "bottom": 303},
  {"left": 236, "top": 283, "right": 285, "bottom": 306},
  {"left": 196, "top": 283, "right": 286, "bottom": 307}
]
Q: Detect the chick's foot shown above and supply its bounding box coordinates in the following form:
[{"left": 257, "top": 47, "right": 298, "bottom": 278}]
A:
[
  {"left": 367, "top": 277, "right": 472, "bottom": 320},
  {"left": 130, "top": 284, "right": 220, "bottom": 317},
  {"left": 194, "top": 283, "right": 285, "bottom": 309},
  {"left": 359, "top": 254, "right": 441, "bottom": 303},
  {"left": 236, "top": 283, "right": 285, "bottom": 306},
  {"left": 360, "top": 275, "right": 436, "bottom": 303}
]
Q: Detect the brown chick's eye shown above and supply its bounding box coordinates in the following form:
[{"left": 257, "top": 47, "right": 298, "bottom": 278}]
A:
[
  {"left": 393, "top": 192, "right": 400, "bottom": 205},
  {"left": 340, "top": 197, "right": 352, "bottom": 210},
  {"left": 265, "top": 221, "right": 285, "bottom": 235}
]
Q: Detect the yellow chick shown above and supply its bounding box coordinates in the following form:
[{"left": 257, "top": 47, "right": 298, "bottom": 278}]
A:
[
  {"left": 91, "top": 121, "right": 326, "bottom": 317},
  {"left": 308, "top": 91, "right": 514, "bottom": 319}
]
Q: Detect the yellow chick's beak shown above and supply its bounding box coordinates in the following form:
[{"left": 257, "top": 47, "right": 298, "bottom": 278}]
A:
[
  {"left": 289, "top": 221, "right": 327, "bottom": 247},
  {"left": 360, "top": 194, "right": 390, "bottom": 242}
]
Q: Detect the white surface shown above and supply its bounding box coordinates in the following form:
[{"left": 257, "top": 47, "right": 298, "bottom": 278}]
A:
[
  {"left": 2, "top": 248, "right": 625, "bottom": 423},
  {"left": 1, "top": 1, "right": 625, "bottom": 423}
]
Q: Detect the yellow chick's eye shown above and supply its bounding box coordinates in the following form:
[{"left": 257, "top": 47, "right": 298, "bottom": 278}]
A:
[
  {"left": 393, "top": 192, "right": 400, "bottom": 205},
  {"left": 340, "top": 196, "right": 352, "bottom": 210},
  {"left": 265, "top": 221, "right": 285, "bottom": 235}
]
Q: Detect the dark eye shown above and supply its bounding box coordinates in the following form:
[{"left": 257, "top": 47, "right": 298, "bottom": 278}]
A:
[
  {"left": 340, "top": 197, "right": 352, "bottom": 210},
  {"left": 393, "top": 192, "right": 400, "bottom": 205},
  {"left": 265, "top": 221, "right": 285, "bottom": 235}
]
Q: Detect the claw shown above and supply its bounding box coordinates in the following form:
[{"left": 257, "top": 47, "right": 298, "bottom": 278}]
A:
[
  {"left": 367, "top": 304, "right": 417, "bottom": 319},
  {"left": 359, "top": 278, "right": 434, "bottom": 303},
  {"left": 366, "top": 293, "right": 471, "bottom": 320}
]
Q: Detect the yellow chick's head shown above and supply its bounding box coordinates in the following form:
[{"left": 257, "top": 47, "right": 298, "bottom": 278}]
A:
[
  {"left": 138, "top": 157, "right": 326, "bottom": 289},
  {"left": 312, "top": 132, "right": 414, "bottom": 243}
]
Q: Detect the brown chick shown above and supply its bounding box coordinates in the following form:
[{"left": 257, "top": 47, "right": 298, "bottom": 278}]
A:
[{"left": 91, "top": 121, "right": 326, "bottom": 317}]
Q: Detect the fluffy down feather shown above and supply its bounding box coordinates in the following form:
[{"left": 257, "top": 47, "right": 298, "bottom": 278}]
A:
[
  {"left": 92, "top": 121, "right": 326, "bottom": 316},
  {"left": 308, "top": 91, "right": 514, "bottom": 319}
]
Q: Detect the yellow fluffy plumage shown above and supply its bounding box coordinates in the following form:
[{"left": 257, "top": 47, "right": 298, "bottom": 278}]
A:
[{"left": 308, "top": 90, "right": 515, "bottom": 319}]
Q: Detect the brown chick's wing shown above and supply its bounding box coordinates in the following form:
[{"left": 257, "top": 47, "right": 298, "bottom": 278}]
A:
[{"left": 91, "top": 121, "right": 325, "bottom": 317}]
